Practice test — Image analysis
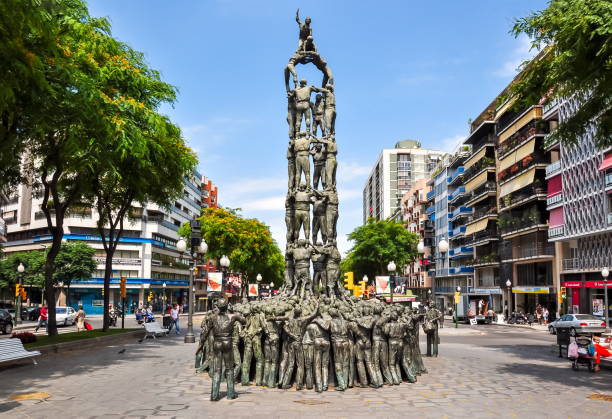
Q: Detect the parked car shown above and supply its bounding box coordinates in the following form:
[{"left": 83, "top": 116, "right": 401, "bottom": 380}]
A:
[
  {"left": 25, "top": 307, "right": 41, "bottom": 321},
  {"left": 552, "top": 314, "right": 606, "bottom": 336},
  {"left": 0, "top": 309, "right": 14, "bottom": 334},
  {"left": 548, "top": 317, "right": 562, "bottom": 334},
  {"left": 55, "top": 307, "right": 77, "bottom": 326},
  {"left": 6, "top": 307, "right": 29, "bottom": 321}
]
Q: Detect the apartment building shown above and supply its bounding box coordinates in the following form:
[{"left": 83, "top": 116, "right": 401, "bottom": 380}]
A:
[
  {"left": 363, "top": 140, "right": 443, "bottom": 223},
  {"left": 1, "top": 172, "right": 205, "bottom": 314},
  {"left": 202, "top": 176, "right": 219, "bottom": 209},
  {"left": 395, "top": 179, "right": 432, "bottom": 300},
  {"left": 545, "top": 96, "right": 612, "bottom": 321}
]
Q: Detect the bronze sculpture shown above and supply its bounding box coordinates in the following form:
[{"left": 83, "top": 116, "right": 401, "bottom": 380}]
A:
[{"left": 200, "top": 12, "right": 440, "bottom": 401}]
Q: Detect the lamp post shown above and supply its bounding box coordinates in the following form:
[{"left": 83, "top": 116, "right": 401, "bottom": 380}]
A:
[
  {"left": 363, "top": 275, "right": 368, "bottom": 299},
  {"left": 256, "top": 273, "right": 262, "bottom": 300},
  {"left": 162, "top": 282, "right": 167, "bottom": 309},
  {"left": 269, "top": 281, "right": 274, "bottom": 298},
  {"left": 506, "top": 279, "right": 512, "bottom": 321},
  {"left": 220, "top": 255, "right": 230, "bottom": 300},
  {"left": 455, "top": 285, "right": 461, "bottom": 328},
  {"left": 16, "top": 263, "right": 24, "bottom": 325},
  {"left": 387, "top": 261, "right": 396, "bottom": 304},
  {"left": 602, "top": 267, "right": 609, "bottom": 331}
]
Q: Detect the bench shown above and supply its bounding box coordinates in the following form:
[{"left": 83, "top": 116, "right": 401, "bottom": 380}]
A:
[
  {"left": 143, "top": 322, "right": 169, "bottom": 340},
  {"left": 0, "top": 339, "right": 41, "bottom": 366}
]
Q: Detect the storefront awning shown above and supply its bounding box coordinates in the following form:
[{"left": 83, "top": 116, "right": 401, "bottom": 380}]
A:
[
  {"left": 499, "top": 138, "right": 536, "bottom": 172},
  {"left": 512, "top": 286, "right": 550, "bottom": 294},
  {"left": 599, "top": 153, "right": 612, "bottom": 171},
  {"left": 464, "top": 148, "right": 487, "bottom": 170},
  {"left": 499, "top": 167, "right": 536, "bottom": 198},
  {"left": 465, "top": 170, "right": 488, "bottom": 193},
  {"left": 465, "top": 218, "right": 489, "bottom": 235}
]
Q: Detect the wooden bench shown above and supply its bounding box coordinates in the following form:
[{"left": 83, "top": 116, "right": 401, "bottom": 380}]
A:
[
  {"left": 0, "top": 339, "right": 41, "bottom": 366},
  {"left": 143, "top": 322, "right": 169, "bottom": 340}
]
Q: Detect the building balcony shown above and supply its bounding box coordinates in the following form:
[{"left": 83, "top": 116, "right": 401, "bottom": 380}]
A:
[
  {"left": 449, "top": 246, "right": 473, "bottom": 258},
  {"left": 499, "top": 217, "right": 548, "bottom": 238},
  {"left": 499, "top": 185, "right": 547, "bottom": 212},
  {"left": 466, "top": 254, "right": 500, "bottom": 268},
  {"left": 462, "top": 158, "right": 496, "bottom": 184},
  {"left": 545, "top": 160, "right": 562, "bottom": 179},
  {"left": 548, "top": 225, "right": 564, "bottom": 239},
  {"left": 497, "top": 120, "right": 547, "bottom": 159},
  {"left": 447, "top": 167, "right": 464, "bottom": 185},
  {"left": 543, "top": 98, "right": 559, "bottom": 115},
  {"left": 562, "top": 255, "right": 612, "bottom": 272},
  {"left": 425, "top": 205, "right": 435, "bottom": 215},
  {"left": 448, "top": 266, "right": 474, "bottom": 275},
  {"left": 448, "top": 207, "right": 473, "bottom": 221},
  {"left": 465, "top": 182, "right": 497, "bottom": 207},
  {"left": 546, "top": 192, "right": 563, "bottom": 209},
  {"left": 465, "top": 227, "right": 499, "bottom": 247},
  {"left": 501, "top": 242, "right": 555, "bottom": 262},
  {"left": 426, "top": 190, "right": 435, "bottom": 200},
  {"left": 448, "top": 225, "right": 466, "bottom": 238},
  {"left": 468, "top": 206, "right": 497, "bottom": 223},
  {"left": 448, "top": 186, "right": 466, "bottom": 203},
  {"left": 498, "top": 153, "right": 548, "bottom": 185}
]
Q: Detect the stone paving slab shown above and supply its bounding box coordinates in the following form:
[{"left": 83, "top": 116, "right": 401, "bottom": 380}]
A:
[{"left": 0, "top": 327, "right": 611, "bottom": 418}]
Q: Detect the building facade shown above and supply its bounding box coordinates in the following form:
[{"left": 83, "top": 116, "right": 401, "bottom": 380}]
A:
[
  {"left": 201, "top": 176, "right": 219, "bottom": 209},
  {"left": 363, "top": 140, "right": 443, "bottom": 223},
  {"left": 545, "top": 95, "right": 612, "bottom": 321},
  {"left": 1, "top": 172, "right": 205, "bottom": 314}
]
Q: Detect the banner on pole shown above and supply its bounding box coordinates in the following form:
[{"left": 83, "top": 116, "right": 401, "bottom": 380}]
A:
[
  {"left": 375, "top": 276, "right": 390, "bottom": 294},
  {"left": 207, "top": 272, "right": 223, "bottom": 292},
  {"left": 248, "top": 284, "right": 259, "bottom": 297}
]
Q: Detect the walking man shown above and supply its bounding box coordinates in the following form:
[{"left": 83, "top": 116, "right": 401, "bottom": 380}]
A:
[
  {"left": 171, "top": 304, "right": 181, "bottom": 334},
  {"left": 34, "top": 304, "right": 48, "bottom": 332}
]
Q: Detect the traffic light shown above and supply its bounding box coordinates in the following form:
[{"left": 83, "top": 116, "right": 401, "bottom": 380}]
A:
[
  {"left": 101, "top": 288, "right": 104, "bottom": 296},
  {"left": 148, "top": 291, "right": 153, "bottom": 302},
  {"left": 15, "top": 284, "right": 21, "bottom": 297},
  {"left": 20, "top": 287, "right": 27, "bottom": 300},
  {"left": 560, "top": 287, "right": 566, "bottom": 299},
  {"left": 120, "top": 276, "right": 127, "bottom": 298},
  {"left": 354, "top": 279, "right": 367, "bottom": 298},
  {"left": 191, "top": 219, "right": 201, "bottom": 248},
  {"left": 343, "top": 272, "right": 354, "bottom": 290}
]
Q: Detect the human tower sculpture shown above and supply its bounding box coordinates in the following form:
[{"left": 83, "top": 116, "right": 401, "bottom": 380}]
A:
[{"left": 197, "top": 11, "right": 440, "bottom": 401}]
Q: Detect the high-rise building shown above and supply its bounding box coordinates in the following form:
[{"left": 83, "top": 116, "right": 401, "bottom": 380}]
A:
[
  {"left": 363, "top": 140, "right": 444, "bottom": 223},
  {"left": 201, "top": 176, "right": 219, "bottom": 209},
  {"left": 1, "top": 171, "right": 204, "bottom": 314},
  {"left": 545, "top": 95, "right": 612, "bottom": 321}
]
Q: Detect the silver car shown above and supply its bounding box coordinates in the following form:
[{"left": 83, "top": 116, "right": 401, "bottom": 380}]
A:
[
  {"left": 55, "top": 306, "right": 77, "bottom": 326},
  {"left": 553, "top": 314, "right": 606, "bottom": 336}
]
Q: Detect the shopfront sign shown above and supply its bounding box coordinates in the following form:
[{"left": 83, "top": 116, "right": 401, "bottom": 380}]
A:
[
  {"left": 563, "top": 281, "right": 582, "bottom": 288},
  {"left": 470, "top": 288, "right": 502, "bottom": 295},
  {"left": 384, "top": 296, "right": 417, "bottom": 303},
  {"left": 512, "top": 286, "right": 550, "bottom": 294},
  {"left": 585, "top": 281, "right": 606, "bottom": 288}
]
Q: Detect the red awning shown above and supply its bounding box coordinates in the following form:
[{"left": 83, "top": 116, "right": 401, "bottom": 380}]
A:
[{"left": 599, "top": 153, "right": 612, "bottom": 171}]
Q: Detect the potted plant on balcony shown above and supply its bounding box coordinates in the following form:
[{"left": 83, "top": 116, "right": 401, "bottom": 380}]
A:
[
  {"left": 503, "top": 194, "right": 513, "bottom": 208},
  {"left": 522, "top": 155, "right": 533, "bottom": 166},
  {"left": 510, "top": 164, "right": 520, "bottom": 174},
  {"left": 527, "top": 207, "right": 540, "bottom": 225}
]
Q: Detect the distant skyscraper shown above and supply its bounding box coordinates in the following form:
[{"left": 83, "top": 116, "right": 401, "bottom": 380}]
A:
[{"left": 362, "top": 140, "right": 444, "bottom": 223}]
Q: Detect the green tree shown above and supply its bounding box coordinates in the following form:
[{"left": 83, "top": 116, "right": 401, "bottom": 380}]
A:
[
  {"left": 341, "top": 218, "right": 420, "bottom": 282},
  {"left": 509, "top": 0, "right": 611, "bottom": 148},
  {"left": 53, "top": 242, "right": 96, "bottom": 306},
  {"left": 179, "top": 208, "right": 284, "bottom": 289}
]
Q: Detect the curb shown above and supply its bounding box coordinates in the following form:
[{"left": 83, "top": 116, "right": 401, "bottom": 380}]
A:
[
  {"left": 493, "top": 322, "right": 549, "bottom": 331},
  {"left": 28, "top": 330, "right": 145, "bottom": 355}
]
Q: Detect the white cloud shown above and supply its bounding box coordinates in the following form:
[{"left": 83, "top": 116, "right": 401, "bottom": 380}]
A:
[
  {"left": 240, "top": 195, "right": 285, "bottom": 211},
  {"left": 338, "top": 188, "right": 362, "bottom": 201},
  {"left": 495, "top": 36, "right": 536, "bottom": 78},
  {"left": 338, "top": 160, "right": 372, "bottom": 182},
  {"left": 182, "top": 116, "right": 253, "bottom": 148},
  {"left": 437, "top": 134, "right": 466, "bottom": 153},
  {"left": 223, "top": 177, "right": 286, "bottom": 202}
]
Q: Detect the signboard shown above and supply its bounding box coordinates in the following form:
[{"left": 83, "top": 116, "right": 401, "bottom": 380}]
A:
[
  {"left": 471, "top": 288, "right": 502, "bottom": 295},
  {"left": 585, "top": 281, "right": 606, "bottom": 288},
  {"left": 512, "top": 286, "right": 549, "bottom": 294},
  {"left": 376, "top": 276, "right": 390, "bottom": 294},
  {"left": 384, "top": 296, "right": 416, "bottom": 303},
  {"left": 563, "top": 281, "right": 583, "bottom": 288},
  {"left": 469, "top": 318, "right": 478, "bottom": 326},
  {"left": 248, "top": 284, "right": 259, "bottom": 297},
  {"left": 207, "top": 272, "right": 223, "bottom": 292},
  {"left": 593, "top": 299, "right": 604, "bottom": 316}
]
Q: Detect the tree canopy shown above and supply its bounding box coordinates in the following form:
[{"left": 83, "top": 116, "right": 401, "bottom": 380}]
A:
[
  {"left": 180, "top": 208, "right": 284, "bottom": 286},
  {"left": 341, "top": 218, "right": 420, "bottom": 282},
  {"left": 509, "top": 0, "right": 611, "bottom": 148}
]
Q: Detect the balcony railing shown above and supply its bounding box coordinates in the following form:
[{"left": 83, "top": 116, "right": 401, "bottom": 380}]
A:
[
  {"left": 447, "top": 167, "right": 464, "bottom": 185},
  {"left": 462, "top": 157, "right": 496, "bottom": 183},
  {"left": 465, "top": 227, "right": 499, "bottom": 246},
  {"left": 499, "top": 217, "right": 547, "bottom": 236},
  {"left": 448, "top": 186, "right": 466, "bottom": 203},
  {"left": 547, "top": 193, "right": 563, "bottom": 208},
  {"left": 498, "top": 153, "right": 548, "bottom": 185},
  {"left": 548, "top": 225, "right": 564, "bottom": 238},
  {"left": 563, "top": 255, "right": 612, "bottom": 272},
  {"left": 499, "top": 185, "right": 546, "bottom": 211},
  {"left": 469, "top": 206, "right": 497, "bottom": 222},
  {"left": 449, "top": 246, "right": 473, "bottom": 258},
  {"left": 497, "top": 120, "right": 547, "bottom": 159},
  {"left": 426, "top": 190, "right": 435, "bottom": 200},
  {"left": 466, "top": 254, "right": 500, "bottom": 267},
  {"left": 448, "top": 207, "right": 473, "bottom": 220},
  {"left": 501, "top": 242, "right": 554, "bottom": 261},
  {"left": 543, "top": 98, "right": 558, "bottom": 114},
  {"left": 425, "top": 206, "right": 435, "bottom": 215},
  {"left": 449, "top": 266, "right": 474, "bottom": 275},
  {"left": 545, "top": 160, "right": 562, "bottom": 178},
  {"left": 448, "top": 226, "right": 466, "bottom": 238},
  {"left": 93, "top": 257, "right": 142, "bottom": 265}
]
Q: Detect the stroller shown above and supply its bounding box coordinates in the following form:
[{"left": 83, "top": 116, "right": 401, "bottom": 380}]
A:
[{"left": 568, "top": 335, "right": 595, "bottom": 372}]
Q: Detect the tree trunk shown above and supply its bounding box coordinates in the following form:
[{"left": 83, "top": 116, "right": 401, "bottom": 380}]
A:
[
  {"left": 102, "top": 252, "right": 113, "bottom": 331},
  {"left": 44, "top": 230, "right": 62, "bottom": 337}
]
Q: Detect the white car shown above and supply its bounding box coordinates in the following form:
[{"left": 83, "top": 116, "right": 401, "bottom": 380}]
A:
[
  {"left": 56, "top": 307, "right": 77, "bottom": 326},
  {"left": 552, "top": 314, "right": 606, "bottom": 336}
]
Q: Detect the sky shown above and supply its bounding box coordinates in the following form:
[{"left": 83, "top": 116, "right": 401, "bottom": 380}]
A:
[{"left": 88, "top": 0, "right": 547, "bottom": 255}]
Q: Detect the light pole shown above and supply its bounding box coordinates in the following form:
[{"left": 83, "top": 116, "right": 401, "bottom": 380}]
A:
[
  {"left": 16, "top": 263, "right": 24, "bottom": 325},
  {"left": 220, "top": 255, "right": 230, "bottom": 300},
  {"left": 363, "top": 275, "right": 368, "bottom": 299},
  {"left": 455, "top": 285, "right": 461, "bottom": 328},
  {"left": 256, "top": 273, "right": 262, "bottom": 300},
  {"left": 162, "top": 282, "right": 167, "bottom": 309},
  {"left": 269, "top": 281, "right": 274, "bottom": 298},
  {"left": 387, "top": 261, "right": 396, "bottom": 304},
  {"left": 427, "top": 288, "right": 432, "bottom": 304},
  {"left": 506, "top": 279, "right": 512, "bottom": 321},
  {"left": 177, "top": 238, "right": 207, "bottom": 344},
  {"left": 602, "top": 267, "right": 609, "bottom": 331},
  {"left": 438, "top": 238, "right": 449, "bottom": 317}
]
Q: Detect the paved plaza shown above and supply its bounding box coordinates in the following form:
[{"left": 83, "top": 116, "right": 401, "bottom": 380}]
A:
[{"left": 0, "top": 325, "right": 611, "bottom": 419}]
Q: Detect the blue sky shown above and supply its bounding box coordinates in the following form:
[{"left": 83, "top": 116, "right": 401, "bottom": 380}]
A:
[{"left": 89, "top": 0, "right": 547, "bottom": 254}]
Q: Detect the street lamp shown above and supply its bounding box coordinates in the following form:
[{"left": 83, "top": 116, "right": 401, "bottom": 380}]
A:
[
  {"left": 505, "top": 279, "right": 512, "bottom": 321},
  {"left": 417, "top": 240, "right": 425, "bottom": 254},
  {"left": 602, "top": 267, "right": 609, "bottom": 331},
  {"left": 16, "top": 263, "right": 25, "bottom": 325},
  {"left": 387, "top": 261, "right": 396, "bottom": 304},
  {"left": 220, "top": 255, "right": 230, "bottom": 298},
  {"left": 269, "top": 281, "right": 274, "bottom": 298}
]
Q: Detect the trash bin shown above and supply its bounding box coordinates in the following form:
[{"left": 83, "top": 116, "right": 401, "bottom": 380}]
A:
[
  {"left": 162, "top": 315, "right": 172, "bottom": 329},
  {"left": 557, "top": 327, "right": 571, "bottom": 357}
]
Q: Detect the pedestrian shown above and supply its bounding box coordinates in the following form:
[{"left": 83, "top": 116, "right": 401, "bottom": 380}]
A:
[
  {"left": 543, "top": 308, "right": 549, "bottom": 325},
  {"left": 164, "top": 304, "right": 173, "bottom": 332},
  {"left": 75, "top": 305, "right": 86, "bottom": 332},
  {"left": 34, "top": 304, "right": 48, "bottom": 332},
  {"left": 171, "top": 304, "right": 181, "bottom": 334}
]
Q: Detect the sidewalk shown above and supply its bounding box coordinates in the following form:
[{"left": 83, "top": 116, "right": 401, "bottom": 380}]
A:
[{"left": 443, "top": 315, "right": 549, "bottom": 332}]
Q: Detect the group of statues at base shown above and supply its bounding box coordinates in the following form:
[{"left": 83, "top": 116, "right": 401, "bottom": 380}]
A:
[{"left": 196, "top": 296, "right": 442, "bottom": 401}]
